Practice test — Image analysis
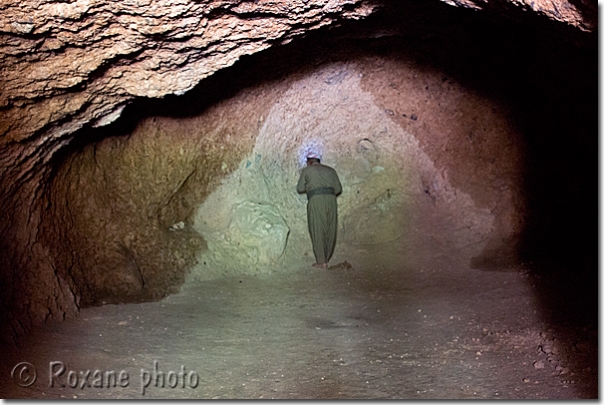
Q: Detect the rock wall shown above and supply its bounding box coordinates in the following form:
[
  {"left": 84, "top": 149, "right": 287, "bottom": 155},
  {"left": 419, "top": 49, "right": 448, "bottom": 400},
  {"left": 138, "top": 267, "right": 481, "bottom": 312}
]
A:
[
  {"left": 29, "top": 51, "right": 524, "bottom": 308},
  {"left": 0, "top": 0, "right": 596, "bottom": 337},
  {"left": 191, "top": 57, "right": 522, "bottom": 279},
  {"left": 1, "top": 0, "right": 380, "bottom": 336},
  {"left": 41, "top": 67, "right": 295, "bottom": 308}
]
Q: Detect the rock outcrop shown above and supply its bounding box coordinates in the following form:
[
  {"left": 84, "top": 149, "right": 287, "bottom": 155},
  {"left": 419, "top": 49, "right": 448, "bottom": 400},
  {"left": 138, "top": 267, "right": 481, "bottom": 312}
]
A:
[{"left": 0, "top": 0, "right": 595, "bottom": 146}]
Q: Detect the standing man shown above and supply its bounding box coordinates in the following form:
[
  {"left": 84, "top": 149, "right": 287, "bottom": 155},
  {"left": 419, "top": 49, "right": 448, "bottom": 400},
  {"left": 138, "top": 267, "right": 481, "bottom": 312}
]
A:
[{"left": 297, "top": 153, "right": 342, "bottom": 268}]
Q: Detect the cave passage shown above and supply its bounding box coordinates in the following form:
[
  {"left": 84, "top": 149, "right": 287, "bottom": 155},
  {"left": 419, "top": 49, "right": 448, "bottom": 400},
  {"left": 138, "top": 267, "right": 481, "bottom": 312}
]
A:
[{"left": 1, "top": 0, "right": 597, "bottom": 399}]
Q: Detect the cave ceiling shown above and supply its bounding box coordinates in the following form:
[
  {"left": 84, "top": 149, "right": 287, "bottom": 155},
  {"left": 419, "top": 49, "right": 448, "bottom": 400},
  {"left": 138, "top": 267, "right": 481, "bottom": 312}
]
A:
[{"left": 0, "top": 0, "right": 597, "bottom": 151}]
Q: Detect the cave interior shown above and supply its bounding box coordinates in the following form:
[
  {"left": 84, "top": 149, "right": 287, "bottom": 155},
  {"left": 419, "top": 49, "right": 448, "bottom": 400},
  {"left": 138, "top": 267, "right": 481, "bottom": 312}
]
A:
[{"left": 0, "top": 0, "right": 598, "bottom": 399}]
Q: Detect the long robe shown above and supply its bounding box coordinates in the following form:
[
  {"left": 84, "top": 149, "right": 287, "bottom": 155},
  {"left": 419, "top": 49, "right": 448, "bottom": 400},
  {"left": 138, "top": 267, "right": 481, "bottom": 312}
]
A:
[{"left": 296, "top": 163, "right": 342, "bottom": 264}]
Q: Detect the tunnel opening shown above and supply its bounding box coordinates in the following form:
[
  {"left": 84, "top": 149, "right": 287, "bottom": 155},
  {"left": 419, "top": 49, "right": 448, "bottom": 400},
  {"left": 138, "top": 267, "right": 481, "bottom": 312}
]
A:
[{"left": 1, "top": 0, "right": 597, "bottom": 398}]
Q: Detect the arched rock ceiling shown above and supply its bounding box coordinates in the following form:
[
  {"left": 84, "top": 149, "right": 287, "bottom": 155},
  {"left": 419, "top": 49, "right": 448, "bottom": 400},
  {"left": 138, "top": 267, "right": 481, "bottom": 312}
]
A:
[{"left": 0, "top": 0, "right": 596, "bottom": 153}]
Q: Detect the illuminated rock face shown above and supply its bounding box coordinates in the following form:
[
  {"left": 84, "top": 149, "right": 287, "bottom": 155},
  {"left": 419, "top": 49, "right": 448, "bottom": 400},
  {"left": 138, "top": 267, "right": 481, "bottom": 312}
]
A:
[
  {"left": 0, "top": 0, "right": 596, "bottom": 335},
  {"left": 189, "top": 58, "right": 522, "bottom": 279}
]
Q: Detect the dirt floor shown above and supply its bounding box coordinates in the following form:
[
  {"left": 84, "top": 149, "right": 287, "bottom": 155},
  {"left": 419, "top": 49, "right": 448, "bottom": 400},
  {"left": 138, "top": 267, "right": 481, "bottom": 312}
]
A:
[{"left": 1, "top": 241, "right": 597, "bottom": 400}]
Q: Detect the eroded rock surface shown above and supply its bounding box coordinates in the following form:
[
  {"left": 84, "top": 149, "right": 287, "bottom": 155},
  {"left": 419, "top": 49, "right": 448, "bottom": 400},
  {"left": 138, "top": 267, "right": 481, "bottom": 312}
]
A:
[
  {"left": 0, "top": 0, "right": 379, "bottom": 335},
  {"left": 0, "top": 0, "right": 596, "bottom": 337},
  {"left": 190, "top": 58, "right": 520, "bottom": 279}
]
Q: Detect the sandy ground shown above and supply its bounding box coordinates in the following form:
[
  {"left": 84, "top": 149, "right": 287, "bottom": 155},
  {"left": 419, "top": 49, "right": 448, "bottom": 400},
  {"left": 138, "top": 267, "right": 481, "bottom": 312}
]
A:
[{"left": 1, "top": 242, "right": 597, "bottom": 400}]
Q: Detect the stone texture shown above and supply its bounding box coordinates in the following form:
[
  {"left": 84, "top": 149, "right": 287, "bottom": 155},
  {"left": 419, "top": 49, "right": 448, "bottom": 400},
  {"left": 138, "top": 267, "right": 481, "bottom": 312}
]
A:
[
  {"left": 438, "top": 0, "right": 596, "bottom": 32},
  {"left": 0, "top": 0, "right": 378, "bottom": 143},
  {"left": 0, "top": 0, "right": 594, "bottom": 145},
  {"left": 189, "top": 58, "right": 518, "bottom": 279},
  {"left": 195, "top": 200, "right": 290, "bottom": 277},
  {"left": 0, "top": 0, "right": 380, "bottom": 333},
  {"left": 38, "top": 70, "right": 290, "bottom": 309},
  {"left": 0, "top": 0, "right": 596, "bottom": 337}
]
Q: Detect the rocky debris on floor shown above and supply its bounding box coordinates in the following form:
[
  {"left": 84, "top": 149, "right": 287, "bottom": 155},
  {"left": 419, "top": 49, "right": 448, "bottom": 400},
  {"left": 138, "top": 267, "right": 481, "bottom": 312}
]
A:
[{"left": 328, "top": 261, "right": 354, "bottom": 271}]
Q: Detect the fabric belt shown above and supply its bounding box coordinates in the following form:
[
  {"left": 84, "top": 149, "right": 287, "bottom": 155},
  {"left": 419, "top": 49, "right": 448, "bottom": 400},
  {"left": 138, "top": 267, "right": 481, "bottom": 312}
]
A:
[{"left": 307, "top": 187, "right": 335, "bottom": 200}]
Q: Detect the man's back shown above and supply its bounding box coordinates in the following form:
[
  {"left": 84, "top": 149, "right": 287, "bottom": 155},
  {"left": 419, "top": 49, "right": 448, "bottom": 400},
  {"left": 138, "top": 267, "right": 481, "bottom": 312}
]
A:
[
  {"left": 297, "top": 163, "right": 342, "bottom": 195},
  {"left": 296, "top": 160, "right": 342, "bottom": 268}
]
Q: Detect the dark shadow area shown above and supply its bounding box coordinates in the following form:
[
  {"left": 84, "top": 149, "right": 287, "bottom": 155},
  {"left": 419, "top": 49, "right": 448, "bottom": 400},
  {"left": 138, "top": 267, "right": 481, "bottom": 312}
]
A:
[
  {"left": 354, "top": 1, "right": 598, "bottom": 393},
  {"left": 336, "top": 0, "right": 598, "bottom": 384},
  {"left": 266, "top": 0, "right": 597, "bottom": 344}
]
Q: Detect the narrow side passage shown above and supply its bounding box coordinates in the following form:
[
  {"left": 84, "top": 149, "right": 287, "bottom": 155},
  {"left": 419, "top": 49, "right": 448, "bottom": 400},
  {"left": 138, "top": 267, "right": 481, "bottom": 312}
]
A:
[{"left": 1, "top": 245, "right": 595, "bottom": 399}]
